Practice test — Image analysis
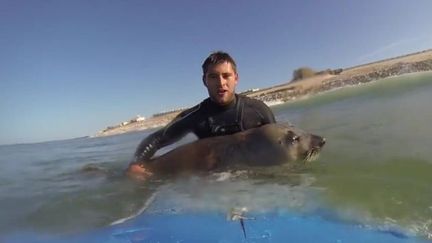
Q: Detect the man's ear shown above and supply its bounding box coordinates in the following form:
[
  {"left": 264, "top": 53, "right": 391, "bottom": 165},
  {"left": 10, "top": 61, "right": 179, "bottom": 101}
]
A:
[{"left": 202, "top": 75, "right": 207, "bottom": 87}]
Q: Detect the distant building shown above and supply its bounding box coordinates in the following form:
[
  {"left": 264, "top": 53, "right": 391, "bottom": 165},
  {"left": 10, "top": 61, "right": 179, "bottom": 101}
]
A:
[
  {"left": 133, "top": 115, "right": 145, "bottom": 122},
  {"left": 240, "top": 88, "right": 260, "bottom": 95},
  {"left": 119, "top": 115, "right": 146, "bottom": 127}
]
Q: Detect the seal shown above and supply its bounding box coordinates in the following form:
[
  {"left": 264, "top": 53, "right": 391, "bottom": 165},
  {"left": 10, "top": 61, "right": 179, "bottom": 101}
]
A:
[{"left": 127, "top": 123, "right": 325, "bottom": 180}]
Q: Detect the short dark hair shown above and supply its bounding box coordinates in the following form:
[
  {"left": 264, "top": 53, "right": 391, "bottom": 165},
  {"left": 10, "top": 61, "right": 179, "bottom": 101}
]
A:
[{"left": 202, "top": 51, "right": 237, "bottom": 77}]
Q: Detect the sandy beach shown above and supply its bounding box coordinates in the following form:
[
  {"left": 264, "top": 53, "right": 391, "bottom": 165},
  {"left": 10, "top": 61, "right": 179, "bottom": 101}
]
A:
[{"left": 95, "top": 49, "right": 432, "bottom": 137}]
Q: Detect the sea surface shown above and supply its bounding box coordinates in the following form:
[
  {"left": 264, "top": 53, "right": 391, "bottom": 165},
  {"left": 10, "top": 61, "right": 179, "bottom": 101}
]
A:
[{"left": 1, "top": 72, "right": 432, "bottom": 240}]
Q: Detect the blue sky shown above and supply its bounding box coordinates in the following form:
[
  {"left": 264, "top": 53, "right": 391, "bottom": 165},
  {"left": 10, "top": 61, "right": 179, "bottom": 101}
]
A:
[{"left": 1, "top": 0, "right": 431, "bottom": 145}]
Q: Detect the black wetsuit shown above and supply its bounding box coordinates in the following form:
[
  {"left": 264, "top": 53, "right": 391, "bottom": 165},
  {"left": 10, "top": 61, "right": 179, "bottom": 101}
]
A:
[{"left": 134, "top": 94, "right": 276, "bottom": 163}]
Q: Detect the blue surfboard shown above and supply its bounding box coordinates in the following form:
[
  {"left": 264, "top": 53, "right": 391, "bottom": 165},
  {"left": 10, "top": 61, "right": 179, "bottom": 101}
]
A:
[
  {"left": 80, "top": 211, "right": 426, "bottom": 243},
  {"left": 2, "top": 177, "right": 428, "bottom": 243},
  {"left": 3, "top": 201, "right": 427, "bottom": 242},
  {"left": 5, "top": 211, "right": 426, "bottom": 243}
]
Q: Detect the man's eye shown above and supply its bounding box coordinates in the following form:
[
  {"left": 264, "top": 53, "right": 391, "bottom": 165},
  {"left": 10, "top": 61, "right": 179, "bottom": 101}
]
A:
[{"left": 223, "top": 74, "right": 232, "bottom": 79}]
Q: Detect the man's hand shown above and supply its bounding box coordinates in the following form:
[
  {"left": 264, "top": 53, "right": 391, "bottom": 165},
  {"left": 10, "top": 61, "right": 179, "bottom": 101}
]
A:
[{"left": 126, "top": 162, "right": 153, "bottom": 181}]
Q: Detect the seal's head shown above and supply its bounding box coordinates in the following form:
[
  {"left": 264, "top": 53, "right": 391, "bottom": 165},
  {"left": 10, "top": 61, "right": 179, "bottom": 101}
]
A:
[
  {"left": 283, "top": 125, "right": 326, "bottom": 162},
  {"left": 242, "top": 123, "right": 326, "bottom": 165}
]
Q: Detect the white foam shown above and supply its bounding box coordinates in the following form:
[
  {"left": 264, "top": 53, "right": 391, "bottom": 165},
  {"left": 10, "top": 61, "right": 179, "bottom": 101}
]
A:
[
  {"left": 145, "top": 174, "right": 321, "bottom": 214},
  {"left": 110, "top": 192, "right": 157, "bottom": 225}
]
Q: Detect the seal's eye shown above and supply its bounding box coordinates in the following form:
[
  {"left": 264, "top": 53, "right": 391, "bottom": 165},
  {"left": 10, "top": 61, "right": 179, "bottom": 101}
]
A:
[
  {"left": 286, "top": 131, "right": 299, "bottom": 144},
  {"left": 291, "top": 135, "right": 300, "bottom": 144}
]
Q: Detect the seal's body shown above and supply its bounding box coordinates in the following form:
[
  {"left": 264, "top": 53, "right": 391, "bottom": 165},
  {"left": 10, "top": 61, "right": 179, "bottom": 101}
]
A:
[{"left": 127, "top": 123, "right": 325, "bottom": 178}]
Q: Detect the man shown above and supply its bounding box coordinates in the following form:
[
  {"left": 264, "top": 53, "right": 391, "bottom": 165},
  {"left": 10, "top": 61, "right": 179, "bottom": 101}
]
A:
[{"left": 128, "top": 51, "right": 276, "bottom": 175}]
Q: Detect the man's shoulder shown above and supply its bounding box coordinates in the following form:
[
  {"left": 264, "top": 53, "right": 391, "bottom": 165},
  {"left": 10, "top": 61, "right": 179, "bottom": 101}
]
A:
[
  {"left": 238, "top": 94, "right": 268, "bottom": 108},
  {"left": 177, "top": 103, "right": 202, "bottom": 118},
  {"left": 238, "top": 94, "right": 276, "bottom": 123},
  {"left": 176, "top": 98, "right": 212, "bottom": 118}
]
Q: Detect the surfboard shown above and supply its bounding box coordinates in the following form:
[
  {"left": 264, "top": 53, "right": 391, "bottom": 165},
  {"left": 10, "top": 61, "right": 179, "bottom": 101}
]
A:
[
  {"left": 77, "top": 211, "right": 425, "bottom": 243},
  {"left": 2, "top": 174, "right": 428, "bottom": 243},
  {"left": 5, "top": 194, "right": 427, "bottom": 243},
  {"left": 10, "top": 211, "right": 425, "bottom": 243}
]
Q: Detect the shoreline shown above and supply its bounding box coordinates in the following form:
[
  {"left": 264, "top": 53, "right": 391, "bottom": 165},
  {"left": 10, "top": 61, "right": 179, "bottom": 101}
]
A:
[{"left": 94, "top": 49, "right": 432, "bottom": 138}]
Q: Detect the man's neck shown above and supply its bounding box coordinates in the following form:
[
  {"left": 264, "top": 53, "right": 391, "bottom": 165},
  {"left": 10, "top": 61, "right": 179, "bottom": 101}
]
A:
[{"left": 209, "top": 94, "right": 237, "bottom": 110}]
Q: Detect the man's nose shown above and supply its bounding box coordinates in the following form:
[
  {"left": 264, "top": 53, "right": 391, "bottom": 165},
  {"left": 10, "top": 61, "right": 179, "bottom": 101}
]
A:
[{"left": 216, "top": 75, "right": 227, "bottom": 86}]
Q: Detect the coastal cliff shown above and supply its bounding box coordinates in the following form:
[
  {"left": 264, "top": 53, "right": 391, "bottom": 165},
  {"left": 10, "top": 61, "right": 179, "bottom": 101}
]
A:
[
  {"left": 249, "top": 50, "right": 432, "bottom": 104},
  {"left": 95, "top": 49, "right": 432, "bottom": 137}
]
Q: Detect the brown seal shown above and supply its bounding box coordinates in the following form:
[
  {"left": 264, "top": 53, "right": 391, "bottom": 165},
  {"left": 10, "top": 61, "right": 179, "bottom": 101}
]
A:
[{"left": 127, "top": 123, "right": 325, "bottom": 179}]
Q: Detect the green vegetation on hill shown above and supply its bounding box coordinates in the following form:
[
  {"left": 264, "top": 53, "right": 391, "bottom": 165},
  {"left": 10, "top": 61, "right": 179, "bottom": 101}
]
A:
[
  {"left": 292, "top": 67, "right": 316, "bottom": 81},
  {"left": 292, "top": 67, "right": 343, "bottom": 82}
]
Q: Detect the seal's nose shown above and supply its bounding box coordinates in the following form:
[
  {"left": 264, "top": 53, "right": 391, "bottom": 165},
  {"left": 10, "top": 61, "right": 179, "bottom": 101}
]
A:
[
  {"left": 320, "top": 138, "right": 326, "bottom": 147},
  {"left": 312, "top": 135, "right": 326, "bottom": 148}
]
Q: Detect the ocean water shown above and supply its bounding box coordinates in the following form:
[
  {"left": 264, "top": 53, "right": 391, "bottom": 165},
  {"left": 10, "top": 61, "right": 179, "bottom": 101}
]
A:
[{"left": 1, "top": 72, "right": 432, "bottom": 240}]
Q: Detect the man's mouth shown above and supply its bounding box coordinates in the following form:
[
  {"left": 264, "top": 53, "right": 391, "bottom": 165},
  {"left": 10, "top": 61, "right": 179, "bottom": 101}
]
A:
[{"left": 217, "top": 89, "right": 227, "bottom": 96}]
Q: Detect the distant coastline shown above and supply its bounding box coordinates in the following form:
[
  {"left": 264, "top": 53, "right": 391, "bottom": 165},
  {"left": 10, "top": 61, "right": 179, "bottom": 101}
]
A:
[{"left": 94, "top": 49, "right": 432, "bottom": 137}]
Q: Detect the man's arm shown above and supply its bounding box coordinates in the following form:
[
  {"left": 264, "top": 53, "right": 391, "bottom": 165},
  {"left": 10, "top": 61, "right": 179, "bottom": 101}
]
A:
[
  {"left": 133, "top": 128, "right": 166, "bottom": 162},
  {"left": 132, "top": 106, "right": 199, "bottom": 164},
  {"left": 133, "top": 122, "right": 188, "bottom": 164}
]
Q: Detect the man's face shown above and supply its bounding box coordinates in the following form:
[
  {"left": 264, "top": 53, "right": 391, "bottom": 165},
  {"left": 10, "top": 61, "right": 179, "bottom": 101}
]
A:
[{"left": 203, "top": 62, "right": 238, "bottom": 106}]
